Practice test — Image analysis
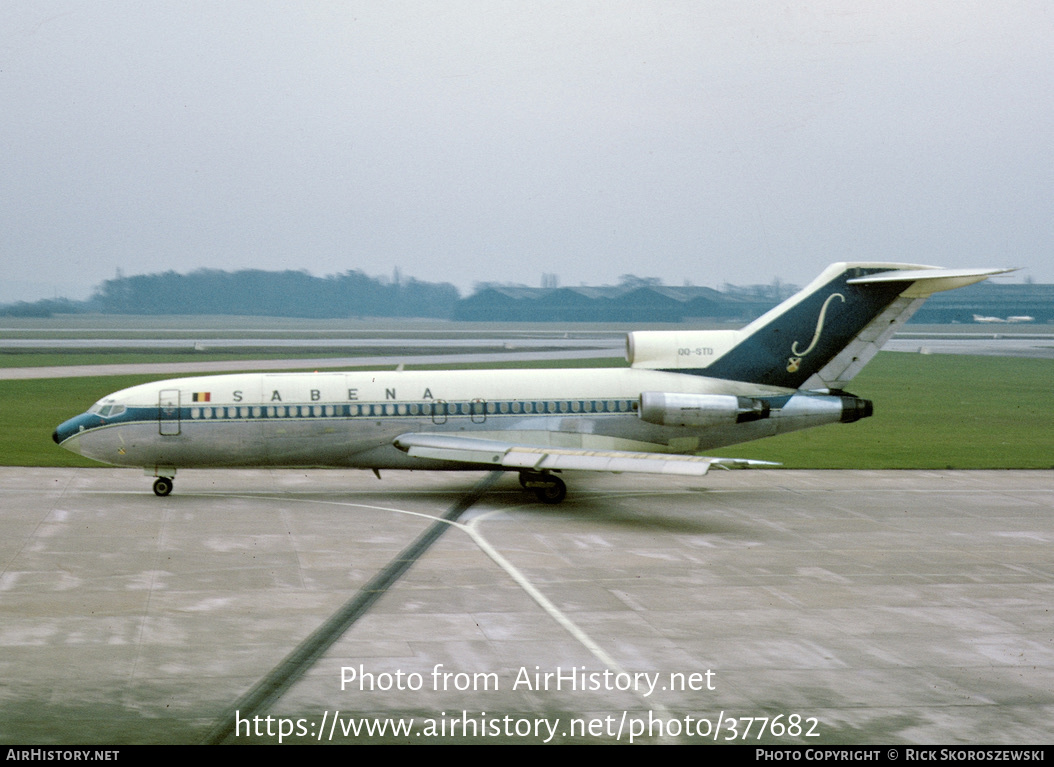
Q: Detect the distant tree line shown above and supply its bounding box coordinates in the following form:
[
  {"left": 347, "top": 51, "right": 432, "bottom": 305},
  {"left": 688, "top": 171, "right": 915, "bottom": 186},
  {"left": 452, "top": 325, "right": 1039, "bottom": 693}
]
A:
[
  {"left": 2, "top": 268, "right": 1050, "bottom": 323},
  {"left": 91, "top": 269, "right": 460, "bottom": 319},
  {"left": 0, "top": 298, "right": 88, "bottom": 318}
]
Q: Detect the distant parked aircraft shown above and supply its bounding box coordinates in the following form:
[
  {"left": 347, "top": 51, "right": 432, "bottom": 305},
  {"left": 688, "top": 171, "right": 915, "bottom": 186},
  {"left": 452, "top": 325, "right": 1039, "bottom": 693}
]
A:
[{"left": 974, "top": 314, "right": 1034, "bottom": 323}]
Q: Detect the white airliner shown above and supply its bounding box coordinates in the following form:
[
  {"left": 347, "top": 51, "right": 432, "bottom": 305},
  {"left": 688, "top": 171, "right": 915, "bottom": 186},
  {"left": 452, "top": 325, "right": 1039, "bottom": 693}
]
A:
[
  {"left": 973, "top": 314, "right": 1034, "bottom": 324},
  {"left": 53, "top": 263, "right": 1008, "bottom": 503}
]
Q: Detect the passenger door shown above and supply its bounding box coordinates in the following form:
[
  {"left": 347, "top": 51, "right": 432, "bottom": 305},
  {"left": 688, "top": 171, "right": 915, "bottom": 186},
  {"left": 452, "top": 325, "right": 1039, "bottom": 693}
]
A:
[{"left": 159, "top": 389, "right": 181, "bottom": 435}]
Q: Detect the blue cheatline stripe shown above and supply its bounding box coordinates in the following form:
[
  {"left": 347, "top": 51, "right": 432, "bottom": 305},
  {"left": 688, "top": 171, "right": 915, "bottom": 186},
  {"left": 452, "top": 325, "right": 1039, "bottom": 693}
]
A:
[{"left": 123, "top": 398, "right": 642, "bottom": 426}]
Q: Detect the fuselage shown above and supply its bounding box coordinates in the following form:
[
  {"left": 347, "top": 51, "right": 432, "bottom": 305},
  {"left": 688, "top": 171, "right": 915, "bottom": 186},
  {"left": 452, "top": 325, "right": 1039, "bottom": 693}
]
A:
[{"left": 52, "top": 366, "right": 862, "bottom": 474}]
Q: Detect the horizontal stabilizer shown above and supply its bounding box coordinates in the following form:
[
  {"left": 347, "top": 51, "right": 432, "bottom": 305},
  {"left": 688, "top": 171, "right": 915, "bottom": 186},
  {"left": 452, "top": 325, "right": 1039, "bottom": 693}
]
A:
[
  {"left": 847, "top": 267, "right": 1015, "bottom": 297},
  {"left": 630, "top": 262, "right": 1013, "bottom": 390},
  {"left": 393, "top": 433, "right": 776, "bottom": 477}
]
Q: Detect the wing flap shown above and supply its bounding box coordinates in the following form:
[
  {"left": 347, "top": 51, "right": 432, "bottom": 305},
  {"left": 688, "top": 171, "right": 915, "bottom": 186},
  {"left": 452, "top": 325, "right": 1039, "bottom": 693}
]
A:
[
  {"left": 393, "top": 433, "right": 775, "bottom": 477},
  {"left": 503, "top": 446, "right": 717, "bottom": 475}
]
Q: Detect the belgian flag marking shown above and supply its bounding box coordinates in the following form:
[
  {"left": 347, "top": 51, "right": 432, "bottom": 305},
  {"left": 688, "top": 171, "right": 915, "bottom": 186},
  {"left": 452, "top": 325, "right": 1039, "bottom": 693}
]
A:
[{"left": 192, "top": 392, "right": 211, "bottom": 402}]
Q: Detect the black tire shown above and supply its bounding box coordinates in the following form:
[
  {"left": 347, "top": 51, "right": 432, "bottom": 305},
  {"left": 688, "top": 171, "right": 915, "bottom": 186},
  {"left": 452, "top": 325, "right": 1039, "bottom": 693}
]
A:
[
  {"left": 533, "top": 476, "right": 567, "bottom": 505},
  {"left": 153, "top": 477, "right": 173, "bottom": 497}
]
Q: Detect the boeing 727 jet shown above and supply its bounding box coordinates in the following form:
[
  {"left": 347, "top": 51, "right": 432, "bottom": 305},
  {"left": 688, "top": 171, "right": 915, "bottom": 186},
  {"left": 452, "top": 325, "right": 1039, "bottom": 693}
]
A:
[{"left": 53, "top": 262, "right": 1008, "bottom": 502}]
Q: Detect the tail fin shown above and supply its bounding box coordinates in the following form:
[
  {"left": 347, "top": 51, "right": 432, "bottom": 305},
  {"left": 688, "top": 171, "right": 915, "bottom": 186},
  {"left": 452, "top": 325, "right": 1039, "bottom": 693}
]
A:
[{"left": 627, "top": 262, "right": 1012, "bottom": 390}]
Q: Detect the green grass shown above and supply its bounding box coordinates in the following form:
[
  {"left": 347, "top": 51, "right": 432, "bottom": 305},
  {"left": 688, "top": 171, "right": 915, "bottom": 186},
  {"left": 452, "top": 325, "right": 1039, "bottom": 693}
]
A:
[
  {"left": 7, "top": 353, "right": 1052, "bottom": 469},
  {"left": 710, "top": 353, "right": 1054, "bottom": 469}
]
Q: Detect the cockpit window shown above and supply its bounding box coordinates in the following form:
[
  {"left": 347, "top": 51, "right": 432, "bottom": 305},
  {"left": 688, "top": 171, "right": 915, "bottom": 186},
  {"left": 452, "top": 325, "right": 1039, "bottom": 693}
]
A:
[{"left": 88, "top": 400, "right": 122, "bottom": 417}]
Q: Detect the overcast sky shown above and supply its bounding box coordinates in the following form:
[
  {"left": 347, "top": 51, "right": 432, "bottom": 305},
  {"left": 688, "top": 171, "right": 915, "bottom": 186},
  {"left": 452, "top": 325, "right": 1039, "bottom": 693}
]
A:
[{"left": 3, "top": 1, "right": 1051, "bottom": 303}]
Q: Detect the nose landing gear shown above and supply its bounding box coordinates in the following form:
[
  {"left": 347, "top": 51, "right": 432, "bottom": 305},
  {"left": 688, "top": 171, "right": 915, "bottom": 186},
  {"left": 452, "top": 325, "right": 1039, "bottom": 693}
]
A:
[{"left": 152, "top": 476, "right": 174, "bottom": 496}]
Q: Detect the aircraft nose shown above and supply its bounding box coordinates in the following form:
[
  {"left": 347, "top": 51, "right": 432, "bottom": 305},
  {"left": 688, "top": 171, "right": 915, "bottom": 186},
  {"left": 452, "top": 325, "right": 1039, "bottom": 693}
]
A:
[
  {"left": 52, "top": 414, "right": 91, "bottom": 448},
  {"left": 53, "top": 421, "right": 76, "bottom": 446}
]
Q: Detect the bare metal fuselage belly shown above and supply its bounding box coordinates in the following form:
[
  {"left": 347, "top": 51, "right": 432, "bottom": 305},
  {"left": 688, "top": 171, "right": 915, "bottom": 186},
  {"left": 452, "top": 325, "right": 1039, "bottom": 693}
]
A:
[{"left": 70, "top": 410, "right": 798, "bottom": 471}]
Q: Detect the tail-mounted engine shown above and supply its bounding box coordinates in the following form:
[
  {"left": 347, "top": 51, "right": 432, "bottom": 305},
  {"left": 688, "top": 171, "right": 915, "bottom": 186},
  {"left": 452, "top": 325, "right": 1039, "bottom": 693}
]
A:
[{"left": 638, "top": 392, "right": 770, "bottom": 427}]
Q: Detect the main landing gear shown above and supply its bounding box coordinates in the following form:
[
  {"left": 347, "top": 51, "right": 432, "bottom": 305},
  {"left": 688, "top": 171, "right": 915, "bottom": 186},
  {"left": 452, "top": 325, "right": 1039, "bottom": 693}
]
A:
[
  {"left": 152, "top": 477, "right": 174, "bottom": 497},
  {"left": 519, "top": 472, "right": 567, "bottom": 504}
]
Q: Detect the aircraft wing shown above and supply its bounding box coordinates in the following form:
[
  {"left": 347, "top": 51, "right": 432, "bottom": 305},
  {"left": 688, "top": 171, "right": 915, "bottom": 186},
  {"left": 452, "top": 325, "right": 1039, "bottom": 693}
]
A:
[{"left": 393, "top": 433, "right": 777, "bottom": 476}]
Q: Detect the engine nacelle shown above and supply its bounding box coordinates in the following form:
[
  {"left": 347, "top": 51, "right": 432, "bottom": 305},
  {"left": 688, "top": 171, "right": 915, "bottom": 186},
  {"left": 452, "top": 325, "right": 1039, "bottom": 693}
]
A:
[
  {"left": 838, "top": 395, "right": 873, "bottom": 423},
  {"left": 638, "top": 392, "right": 770, "bottom": 427}
]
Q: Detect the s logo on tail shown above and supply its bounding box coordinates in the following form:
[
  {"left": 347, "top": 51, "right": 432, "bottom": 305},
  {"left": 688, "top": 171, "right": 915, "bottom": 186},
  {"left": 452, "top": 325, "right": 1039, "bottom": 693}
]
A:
[{"left": 788, "top": 292, "right": 845, "bottom": 371}]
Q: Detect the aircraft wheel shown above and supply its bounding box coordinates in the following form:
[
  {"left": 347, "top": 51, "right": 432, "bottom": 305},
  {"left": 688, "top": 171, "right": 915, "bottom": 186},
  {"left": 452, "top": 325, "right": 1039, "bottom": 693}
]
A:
[
  {"left": 153, "top": 477, "right": 173, "bottom": 497},
  {"left": 533, "top": 476, "right": 567, "bottom": 505}
]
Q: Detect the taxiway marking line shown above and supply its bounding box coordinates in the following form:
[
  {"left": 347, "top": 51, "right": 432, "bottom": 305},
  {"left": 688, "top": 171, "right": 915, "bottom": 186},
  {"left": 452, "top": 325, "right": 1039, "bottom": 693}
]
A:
[{"left": 200, "top": 470, "right": 503, "bottom": 745}]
